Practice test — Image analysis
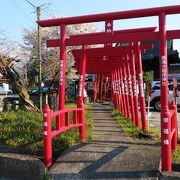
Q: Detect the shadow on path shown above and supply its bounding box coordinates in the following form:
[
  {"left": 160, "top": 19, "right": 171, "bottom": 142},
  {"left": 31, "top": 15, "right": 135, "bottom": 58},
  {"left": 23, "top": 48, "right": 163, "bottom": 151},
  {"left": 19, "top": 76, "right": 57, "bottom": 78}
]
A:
[{"left": 47, "top": 103, "right": 160, "bottom": 180}]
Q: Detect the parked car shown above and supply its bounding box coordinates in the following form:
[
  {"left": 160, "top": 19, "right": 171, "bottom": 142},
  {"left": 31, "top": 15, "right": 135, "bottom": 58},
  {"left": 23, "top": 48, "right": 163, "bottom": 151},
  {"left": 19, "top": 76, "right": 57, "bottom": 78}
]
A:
[
  {"left": 30, "top": 86, "right": 58, "bottom": 95},
  {"left": 150, "top": 82, "right": 180, "bottom": 111},
  {"left": 0, "top": 86, "right": 13, "bottom": 95}
]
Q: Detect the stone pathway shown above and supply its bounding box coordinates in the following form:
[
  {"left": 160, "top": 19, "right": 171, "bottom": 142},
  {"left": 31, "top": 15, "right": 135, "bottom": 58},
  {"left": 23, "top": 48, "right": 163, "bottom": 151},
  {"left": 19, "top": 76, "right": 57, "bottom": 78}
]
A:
[{"left": 47, "top": 103, "right": 160, "bottom": 180}]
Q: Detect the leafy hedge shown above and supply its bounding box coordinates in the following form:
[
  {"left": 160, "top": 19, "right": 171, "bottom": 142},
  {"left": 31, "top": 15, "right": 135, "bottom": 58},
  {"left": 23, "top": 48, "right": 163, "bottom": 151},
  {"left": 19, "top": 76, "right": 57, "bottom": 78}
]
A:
[{"left": 0, "top": 103, "right": 93, "bottom": 153}]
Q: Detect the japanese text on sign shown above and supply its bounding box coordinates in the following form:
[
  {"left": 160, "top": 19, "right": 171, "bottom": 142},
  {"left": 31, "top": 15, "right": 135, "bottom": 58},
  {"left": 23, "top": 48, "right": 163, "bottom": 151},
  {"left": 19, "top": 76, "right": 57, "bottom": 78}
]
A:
[
  {"left": 59, "top": 60, "right": 63, "bottom": 86},
  {"left": 161, "top": 56, "right": 167, "bottom": 86},
  {"left": 78, "top": 75, "right": 83, "bottom": 97}
]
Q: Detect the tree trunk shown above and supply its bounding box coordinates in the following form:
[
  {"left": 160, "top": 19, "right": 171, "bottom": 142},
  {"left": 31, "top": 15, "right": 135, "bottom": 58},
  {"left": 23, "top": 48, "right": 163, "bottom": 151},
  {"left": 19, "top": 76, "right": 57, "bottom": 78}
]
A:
[{"left": 0, "top": 56, "right": 39, "bottom": 111}]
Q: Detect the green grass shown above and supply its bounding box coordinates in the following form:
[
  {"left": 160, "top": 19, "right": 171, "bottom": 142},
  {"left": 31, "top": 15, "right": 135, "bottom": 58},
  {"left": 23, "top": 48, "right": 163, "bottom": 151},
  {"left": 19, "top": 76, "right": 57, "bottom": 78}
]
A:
[
  {"left": 112, "top": 109, "right": 180, "bottom": 165},
  {"left": 149, "top": 127, "right": 160, "bottom": 139},
  {"left": 64, "top": 102, "right": 93, "bottom": 141},
  {"left": 112, "top": 109, "right": 161, "bottom": 139},
  {"left": 0, "top": 102, "right": 93, "bottom": 153},
  {"left": 172, "top": 145, "right": 180, "bottom": 163},
  {"left": 112, "top": 109, "right": 141, "bottom": 138}
]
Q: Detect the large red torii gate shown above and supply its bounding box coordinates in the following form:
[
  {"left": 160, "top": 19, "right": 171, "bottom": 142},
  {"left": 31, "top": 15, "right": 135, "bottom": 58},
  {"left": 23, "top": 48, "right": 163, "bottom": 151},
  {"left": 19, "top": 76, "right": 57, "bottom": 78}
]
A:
[
  {"left": 37, "top": 5, "right": 180, "bottom": 171},
  {"left": 38, "top": 5, "right": 180, "bottom": 26}
]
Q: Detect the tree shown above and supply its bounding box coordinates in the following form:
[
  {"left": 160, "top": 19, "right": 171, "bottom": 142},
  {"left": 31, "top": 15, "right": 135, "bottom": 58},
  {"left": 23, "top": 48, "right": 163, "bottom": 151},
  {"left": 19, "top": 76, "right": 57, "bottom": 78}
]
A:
[
  {"left": 143, "top": 71, "right": 153, "bottom": 100},
  {"left": 0, "top": 30, "right": 39, "bottom": 111},
  {"left": 21, "top": 22, "right": 98, "bottom": 87}
]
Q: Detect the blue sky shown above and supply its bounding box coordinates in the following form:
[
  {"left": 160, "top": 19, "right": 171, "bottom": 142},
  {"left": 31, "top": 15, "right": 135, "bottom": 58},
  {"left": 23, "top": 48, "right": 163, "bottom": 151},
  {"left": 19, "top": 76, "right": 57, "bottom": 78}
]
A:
[{"left": 1, "top": 0, "right": 180, "bottom": 51}]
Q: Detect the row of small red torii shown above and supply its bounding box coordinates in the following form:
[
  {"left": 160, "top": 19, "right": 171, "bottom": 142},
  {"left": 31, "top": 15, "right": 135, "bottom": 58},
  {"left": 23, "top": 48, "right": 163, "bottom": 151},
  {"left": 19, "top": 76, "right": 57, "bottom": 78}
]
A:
[{"left": 38, "top": 5, "right": 180, "bottom": 172}]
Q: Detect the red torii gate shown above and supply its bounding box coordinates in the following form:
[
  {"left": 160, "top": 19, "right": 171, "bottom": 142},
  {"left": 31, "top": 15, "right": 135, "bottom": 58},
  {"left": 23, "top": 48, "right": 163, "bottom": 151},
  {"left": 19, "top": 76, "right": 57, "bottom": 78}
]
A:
[
  {"left": 73, "top": 44, "right": 152, "bottom": 131},
  {"left": 37, "top": 5, "right": 180, "bottom": 171}
]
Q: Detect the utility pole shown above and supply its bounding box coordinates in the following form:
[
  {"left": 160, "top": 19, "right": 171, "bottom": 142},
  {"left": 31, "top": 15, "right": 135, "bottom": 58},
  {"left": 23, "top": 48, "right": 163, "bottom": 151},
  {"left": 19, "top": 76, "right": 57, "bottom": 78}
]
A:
[
  {"left": 37, "top": 6, "right": 42, "bottom": 111},
  {"left": 25, "top": 0, "right": 50, "bottom": 111}
]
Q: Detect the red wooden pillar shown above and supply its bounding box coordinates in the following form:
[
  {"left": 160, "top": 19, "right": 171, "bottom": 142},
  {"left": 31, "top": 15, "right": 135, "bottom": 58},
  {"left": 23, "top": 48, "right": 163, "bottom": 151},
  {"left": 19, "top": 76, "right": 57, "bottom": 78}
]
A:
[
  {"left": 102, "top": 75, "right": 105, "bottom": 100},
  {"left": 126, "top": 55, "right": 135, "bottom": 122},
  {"left": 130, "top": 50, "right": 140, "bottom": 127},
  {"left": 117, "top": 70, "right": 121, "bottom": 109},
  {"left": 170, "top": 101, "right": 178, "bottom": 151},
  {"left": 118, "top": 68, "right": 124, "bottom": 115},
  {"left": 105, "top": 76, "right": 109, "bottom": 100},
  {"left": 59, "top": 24, "right": 66, "bottom": 110},
  {"left": 43, "top": 104, "right": 52, "bottom": 168},
  {"left": 111, "top": 73, "right": 114, "bottom": 104},
  {"left": 112, "top": 73, "right": 116, "bottom": 108},
  {"left": 136, "top": 42, "right": 147, "bottom": 132},
  {"left": 120, "top": 65, "right": 126, "bottom": 116},
  {"left": 114, "top": 70, "right": 118, "bottom": 109},
  {"left": 117, "top": 68, "right": 122, "bottom": 113},
  {"left": 93, "top": 74, "right": 98, "bottom": 103},
  {"left": 99, "top": 75, "right": 103, "bottom": 101},
  {"left": 159, "top": 13, "right": 171, "bottom": 172},
  {"left": 115, "top": 71, "right": 119, "bottom": 109},
  {"left": 123, "top": 60, "right": 130, "bottom": 118},
  {"left": 110, "top": 75, "right": 112, "bottom": 101},
  {"left": 96, "top": 74, "right": 100, "bottom": 102},
  {"left": 104, "top": 20, "right": 113, "bottom": 102},
  {"left": 77, "top": 45, "right": 87, "bottom": 142},
  {"left": 57, "top": 24, "right": 66, "bottom": 130},
  {"left": 113, "top": 72, "right": 118, "bottom": 108},
  {"left": 106, "top": 77, "right": 111, "bottom": 100},
  {"left": 103, "top": 76, "right": 108, "bottom": 100}
]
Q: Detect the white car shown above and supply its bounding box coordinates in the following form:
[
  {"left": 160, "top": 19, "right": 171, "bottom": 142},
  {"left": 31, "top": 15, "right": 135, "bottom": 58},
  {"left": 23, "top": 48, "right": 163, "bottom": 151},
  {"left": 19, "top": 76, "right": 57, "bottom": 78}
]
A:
[
  {"left": 0, "top": 86, "right": 13, "bottom": 95},
  {"left": 150, "top": 82, "right": 180, "bottom": 111}
]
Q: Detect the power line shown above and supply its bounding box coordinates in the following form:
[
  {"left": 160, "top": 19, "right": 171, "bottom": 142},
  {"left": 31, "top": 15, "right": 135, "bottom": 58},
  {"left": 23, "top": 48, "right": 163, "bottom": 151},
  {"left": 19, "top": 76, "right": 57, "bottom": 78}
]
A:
[
  {"left": 24, "top": 0, "right": 51, "bottom": 11},
  {"left": 24, "top": 0, "right": 37, "bottom": 9},
  {"left": 23, "top": 0, "right": 52, "bottom": 22},
  {"left": 12, "top": 0, "right": 36, "bottom": 25}
]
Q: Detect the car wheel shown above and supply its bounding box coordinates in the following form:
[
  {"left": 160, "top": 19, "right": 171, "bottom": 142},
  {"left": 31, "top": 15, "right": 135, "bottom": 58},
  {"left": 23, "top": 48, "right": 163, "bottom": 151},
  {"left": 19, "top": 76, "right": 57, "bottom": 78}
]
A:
[
  {"left": 153, "top": 98, "right": 161, "bottom": 111},
  {"left": 7, "top": 92, "right": 12, "bottom": 95}
]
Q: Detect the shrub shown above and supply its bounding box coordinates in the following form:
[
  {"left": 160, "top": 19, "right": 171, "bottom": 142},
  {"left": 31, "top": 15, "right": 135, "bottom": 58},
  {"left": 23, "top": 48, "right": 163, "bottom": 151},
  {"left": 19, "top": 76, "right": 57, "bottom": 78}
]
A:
[{"left": 0, "top": 103, "right": 93, "bottom": 154}]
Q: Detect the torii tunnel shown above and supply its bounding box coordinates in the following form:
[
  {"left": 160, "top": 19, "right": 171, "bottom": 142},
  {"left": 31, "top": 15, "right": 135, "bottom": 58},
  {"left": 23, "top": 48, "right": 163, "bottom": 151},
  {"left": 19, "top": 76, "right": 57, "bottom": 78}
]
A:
[{"left": 37, "top": 5, "right": 180, "bottom": 171}]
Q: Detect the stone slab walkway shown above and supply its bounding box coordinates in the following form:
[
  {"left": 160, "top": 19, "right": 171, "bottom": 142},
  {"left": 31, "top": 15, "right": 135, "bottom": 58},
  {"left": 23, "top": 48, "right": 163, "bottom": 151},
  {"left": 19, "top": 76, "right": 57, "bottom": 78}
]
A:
[{"left": 47, "top": 103, "right": 160, "bottom": 180}]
